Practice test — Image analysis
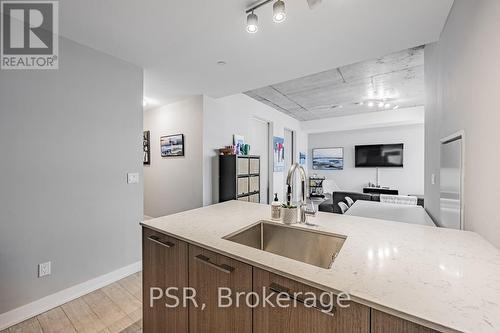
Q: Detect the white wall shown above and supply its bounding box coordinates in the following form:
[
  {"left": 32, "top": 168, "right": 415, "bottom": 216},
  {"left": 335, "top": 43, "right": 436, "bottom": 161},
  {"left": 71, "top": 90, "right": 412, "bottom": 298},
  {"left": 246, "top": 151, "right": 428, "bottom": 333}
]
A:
[
  {"left": 203, "top": 94, "right": 307, "bottom": 205},
  {"left": 302, "top": 106, "right": 424, "bottom": 134},
  {"left": 0, "top": 37, "right": 143, "bottom": 314},
  {"left": 144, "top": 96, "right": 204, "bottom": 217},
  {"left": 425, "top": 0, "right": 500, "bottom": 247},
  {"left": 308, "top": 124, "right": 424, "bottom": 195}
]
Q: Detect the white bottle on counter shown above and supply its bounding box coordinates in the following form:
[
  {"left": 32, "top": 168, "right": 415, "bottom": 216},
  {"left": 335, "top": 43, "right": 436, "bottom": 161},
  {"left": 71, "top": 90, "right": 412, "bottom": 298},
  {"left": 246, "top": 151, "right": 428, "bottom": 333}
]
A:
[{"left": 271, "top": 193, "right": 281, "bottom": 221}]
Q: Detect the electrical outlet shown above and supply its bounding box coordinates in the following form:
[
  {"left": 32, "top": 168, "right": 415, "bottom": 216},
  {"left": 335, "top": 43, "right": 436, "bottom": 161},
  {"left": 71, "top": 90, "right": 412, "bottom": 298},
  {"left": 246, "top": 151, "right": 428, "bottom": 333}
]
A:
[
  {"left": 38, "top": 261, "right": 51, "bottom": 278},
  {"left": 127, "top": 172, "right": 139, "bottom": 184}
]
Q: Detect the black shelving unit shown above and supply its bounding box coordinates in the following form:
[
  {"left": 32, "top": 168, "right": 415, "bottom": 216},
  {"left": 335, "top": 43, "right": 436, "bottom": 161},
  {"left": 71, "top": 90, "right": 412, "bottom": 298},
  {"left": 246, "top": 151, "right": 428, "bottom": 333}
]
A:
[
  {"left": 309, "top": 176, "right": 326, "bottom": 198},
  {"left": 219, "top": 155, "right": 260, "bottom": 203}
]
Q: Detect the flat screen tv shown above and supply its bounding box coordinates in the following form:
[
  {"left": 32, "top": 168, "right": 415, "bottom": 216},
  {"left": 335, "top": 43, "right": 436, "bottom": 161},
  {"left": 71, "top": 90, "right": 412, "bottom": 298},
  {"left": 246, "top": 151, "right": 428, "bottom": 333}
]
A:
[{"left": 355, "top": 144, "right": 404, "bottom": 168}]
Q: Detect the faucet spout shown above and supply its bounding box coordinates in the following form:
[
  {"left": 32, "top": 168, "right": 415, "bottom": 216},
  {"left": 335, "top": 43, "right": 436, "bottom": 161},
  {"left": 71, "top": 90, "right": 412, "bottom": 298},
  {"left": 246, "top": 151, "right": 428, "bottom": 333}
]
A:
[
  {"left": 286, "top": 163, "right": 306, "bottom": 206},
  {"left": 285, "top": 163, "right": 315, "bottom": 224}
]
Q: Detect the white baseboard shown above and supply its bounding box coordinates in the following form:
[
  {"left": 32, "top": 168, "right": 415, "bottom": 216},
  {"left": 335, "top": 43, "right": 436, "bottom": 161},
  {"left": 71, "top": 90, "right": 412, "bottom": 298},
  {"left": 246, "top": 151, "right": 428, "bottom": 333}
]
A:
[{"left": 0, "top": 261, "right": 142, "bottom": 331}]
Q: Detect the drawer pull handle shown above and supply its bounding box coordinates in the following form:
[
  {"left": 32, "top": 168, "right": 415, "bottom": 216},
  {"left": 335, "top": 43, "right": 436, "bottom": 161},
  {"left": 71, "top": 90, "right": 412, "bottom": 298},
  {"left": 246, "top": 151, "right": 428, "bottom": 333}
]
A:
[
  {"left": 269, "top": 282, "right": 335, "bottom": 316},
  {"left": 148, "top": 236, "right": 175, "bottom": 248},
  {"left": 194, "top": 254, "right": 234, "bottom": 274}
]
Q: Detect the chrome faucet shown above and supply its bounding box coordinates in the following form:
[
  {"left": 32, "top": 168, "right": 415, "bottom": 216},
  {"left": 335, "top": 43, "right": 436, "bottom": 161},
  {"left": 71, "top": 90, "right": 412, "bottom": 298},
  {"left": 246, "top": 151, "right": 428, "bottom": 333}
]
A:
[{"left": 286, "top": 163, "right": 316, "bottom": 225}]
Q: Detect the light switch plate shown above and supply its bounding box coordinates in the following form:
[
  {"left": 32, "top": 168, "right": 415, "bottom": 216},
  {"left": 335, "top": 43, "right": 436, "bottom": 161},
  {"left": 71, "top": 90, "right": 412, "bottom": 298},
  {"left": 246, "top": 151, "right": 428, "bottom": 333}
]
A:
[
  {"left": 127, "top": 173, "right": 139, "bottom": 184},
  {"left": 431, "top": 173, "right": 436, "bottom": 185},
  {"left": 38, "top": 261, "right": 51, "bottom": 278}
]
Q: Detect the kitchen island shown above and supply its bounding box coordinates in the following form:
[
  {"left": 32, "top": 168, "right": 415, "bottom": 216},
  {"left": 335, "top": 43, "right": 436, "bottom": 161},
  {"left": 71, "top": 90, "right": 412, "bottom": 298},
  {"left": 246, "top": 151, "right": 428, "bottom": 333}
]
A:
[{"left": 141, "top": 201, "right": 500, "bottom": 333}]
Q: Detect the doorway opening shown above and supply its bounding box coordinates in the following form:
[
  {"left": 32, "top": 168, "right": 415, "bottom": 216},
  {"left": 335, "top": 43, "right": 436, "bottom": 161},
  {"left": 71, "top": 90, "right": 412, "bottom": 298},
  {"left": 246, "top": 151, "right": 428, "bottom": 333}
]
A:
[{"left": 440, "top": 131, "right": 465, "bottom": 230}]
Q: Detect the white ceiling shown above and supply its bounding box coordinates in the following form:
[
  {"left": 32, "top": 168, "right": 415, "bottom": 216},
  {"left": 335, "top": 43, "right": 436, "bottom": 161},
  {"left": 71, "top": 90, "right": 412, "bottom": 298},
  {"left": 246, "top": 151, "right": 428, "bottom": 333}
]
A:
[
  {"left": 58, "top": 0, "right": 453, "bottom": 106},
  {"left": 245, "top": 46, "right": 424, "bottom": 120}
]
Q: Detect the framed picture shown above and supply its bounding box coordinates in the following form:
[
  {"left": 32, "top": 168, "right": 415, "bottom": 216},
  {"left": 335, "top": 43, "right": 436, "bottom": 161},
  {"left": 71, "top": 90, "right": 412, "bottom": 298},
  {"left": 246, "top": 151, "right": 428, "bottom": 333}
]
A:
[
  {"left": 299, "top": 152, "right": 306, "bottom": 166},
  {"left": 160, "top": 134, "right": 184, "bottom": 157},
  {"left": 143, "top": 131, "right": 151, "bottom": 165},
  {"left": 233, "top": 134, "right": 245, "bottom": 146},
  {"left": 312, "top": 148, "right": 344, "bottom": 170},
  {"left": 273, "top": 136, "right": 285, "bottom": 172}
]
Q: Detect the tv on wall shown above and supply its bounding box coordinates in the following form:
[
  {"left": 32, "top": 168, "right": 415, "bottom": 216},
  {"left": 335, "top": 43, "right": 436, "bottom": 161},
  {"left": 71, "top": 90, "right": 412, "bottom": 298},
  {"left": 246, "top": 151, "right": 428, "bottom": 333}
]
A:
[{"left": 355, "top": 144, "right": 404, "bottom": 168}]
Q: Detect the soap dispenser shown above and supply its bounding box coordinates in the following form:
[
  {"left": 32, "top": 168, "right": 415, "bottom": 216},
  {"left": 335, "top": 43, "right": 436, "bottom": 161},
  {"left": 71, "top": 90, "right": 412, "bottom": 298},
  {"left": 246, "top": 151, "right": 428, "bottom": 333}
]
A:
[{"left": 271, "top": 193, "right": 281, "bottom": 221}]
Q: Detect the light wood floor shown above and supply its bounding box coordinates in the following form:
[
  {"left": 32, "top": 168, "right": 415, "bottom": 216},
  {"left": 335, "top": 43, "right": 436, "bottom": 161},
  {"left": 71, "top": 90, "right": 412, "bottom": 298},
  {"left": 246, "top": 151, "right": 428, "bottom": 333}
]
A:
[{"left": 3, "top": 272, "right": 143, "bottom": 333}]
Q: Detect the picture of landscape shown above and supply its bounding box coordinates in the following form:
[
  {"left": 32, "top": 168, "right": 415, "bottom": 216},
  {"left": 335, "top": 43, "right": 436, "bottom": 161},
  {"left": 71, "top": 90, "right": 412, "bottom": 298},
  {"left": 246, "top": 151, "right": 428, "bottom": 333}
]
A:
[
  {"left": 312, "top": 147, "right": 344, "bottom": 170},
  {"left": 161, "top": 134, "right": 184, "bottom": 157}
]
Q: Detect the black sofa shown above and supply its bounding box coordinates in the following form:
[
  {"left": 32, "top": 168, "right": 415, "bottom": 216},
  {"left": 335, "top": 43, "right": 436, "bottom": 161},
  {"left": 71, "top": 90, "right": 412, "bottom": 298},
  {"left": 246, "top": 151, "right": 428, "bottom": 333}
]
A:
[{"left": 318, "top": 191, "right": 424, "bottom": 214}]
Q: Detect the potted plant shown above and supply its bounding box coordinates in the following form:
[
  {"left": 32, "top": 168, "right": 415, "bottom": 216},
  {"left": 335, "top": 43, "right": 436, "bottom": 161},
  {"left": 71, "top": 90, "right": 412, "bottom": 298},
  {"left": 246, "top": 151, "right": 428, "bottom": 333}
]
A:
[{"left": 281, "top": 203, "right": 298, "bottom": 225}]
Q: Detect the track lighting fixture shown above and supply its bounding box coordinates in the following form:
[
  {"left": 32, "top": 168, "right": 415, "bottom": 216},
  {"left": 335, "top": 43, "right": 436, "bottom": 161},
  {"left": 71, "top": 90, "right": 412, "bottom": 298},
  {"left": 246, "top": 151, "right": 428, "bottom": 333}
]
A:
[
  {"left": 246, "top": 12, "right": 258, "bottom": 33},
  {"left": 245, "top": 0, "right": 287, "bottom": 33},
  {"left": 273, "top": 0, "right": 286, "bottom": 23}
]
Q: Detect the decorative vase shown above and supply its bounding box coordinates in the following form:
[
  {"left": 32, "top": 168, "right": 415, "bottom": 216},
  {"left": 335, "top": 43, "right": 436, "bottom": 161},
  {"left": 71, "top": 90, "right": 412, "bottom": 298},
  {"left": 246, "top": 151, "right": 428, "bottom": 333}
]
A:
[{"left": 281, "top": 207, "right": 298, "bottom": 225}]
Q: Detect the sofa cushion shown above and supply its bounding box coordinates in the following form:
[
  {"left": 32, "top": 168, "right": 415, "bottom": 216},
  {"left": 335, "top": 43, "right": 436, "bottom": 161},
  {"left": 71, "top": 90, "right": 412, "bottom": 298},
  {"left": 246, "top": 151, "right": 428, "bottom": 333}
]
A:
[
  {"left": 332, "top": 192, "right": 372, "bottom": 213},
  {"left": 318, "top": 198, "right": 334, "bottom": 213},
  {"left": 318, "top": 191, "right": 373, "bottom": 214},
  {"left": 318, "top": 191, "right": 423, "bottom": 214}
]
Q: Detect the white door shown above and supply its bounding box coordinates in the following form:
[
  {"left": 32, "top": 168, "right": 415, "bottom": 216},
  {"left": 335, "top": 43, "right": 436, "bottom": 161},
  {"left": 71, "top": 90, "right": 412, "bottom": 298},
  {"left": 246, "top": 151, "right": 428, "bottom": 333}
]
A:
[
  {"left": 249, "top": 118, "right": 270, "bottom": 204},
  {"left": 440, "top": 135, "right": 464, "bottom": 230}
]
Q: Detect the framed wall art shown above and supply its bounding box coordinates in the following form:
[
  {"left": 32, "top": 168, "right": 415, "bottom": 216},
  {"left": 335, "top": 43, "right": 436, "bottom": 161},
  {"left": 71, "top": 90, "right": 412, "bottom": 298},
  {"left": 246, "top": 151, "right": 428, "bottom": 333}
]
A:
[
  {"left": 160, "top": 134, "right": 185, "bottom": 157},
  {"left": 143, "top": 131, "right": 150, "bottom": 165}
]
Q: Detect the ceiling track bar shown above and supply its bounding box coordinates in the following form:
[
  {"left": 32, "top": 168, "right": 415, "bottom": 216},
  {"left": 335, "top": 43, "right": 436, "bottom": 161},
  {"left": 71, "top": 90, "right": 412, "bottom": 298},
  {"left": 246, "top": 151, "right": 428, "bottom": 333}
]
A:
[{"left": 246, "top": 0, "right": 274, "bottom": 13}]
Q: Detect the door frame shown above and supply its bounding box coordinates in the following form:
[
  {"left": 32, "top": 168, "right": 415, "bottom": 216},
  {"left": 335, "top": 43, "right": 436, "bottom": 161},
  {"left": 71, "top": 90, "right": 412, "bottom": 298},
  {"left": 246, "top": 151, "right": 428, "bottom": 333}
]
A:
[
  {"left": 440, "top": 130, "right": 465, "bottom": 230},
  {"left": 252, "top": 116, "right": 272, "bottom": 204},
  {"left": 283, "top": 127, "right": 296, "bottom": 164}
]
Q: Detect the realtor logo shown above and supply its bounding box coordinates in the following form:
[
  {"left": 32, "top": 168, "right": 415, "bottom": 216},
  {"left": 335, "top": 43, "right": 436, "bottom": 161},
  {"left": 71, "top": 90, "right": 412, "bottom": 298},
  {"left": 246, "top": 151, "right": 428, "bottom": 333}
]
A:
[{"left": 1, "top": 0, "right": 58, "bottom": 69}]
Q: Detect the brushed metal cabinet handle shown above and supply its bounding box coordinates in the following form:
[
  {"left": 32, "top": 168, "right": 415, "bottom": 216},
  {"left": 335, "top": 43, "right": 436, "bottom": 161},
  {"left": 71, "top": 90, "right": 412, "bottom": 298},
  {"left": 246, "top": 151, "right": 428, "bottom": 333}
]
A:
[
  {"left": 194, "top": 254, "right": 234, "bottom": 274},
  {"left": 269, "top": 282, "right": 336, "bottom": 316},
  {"left": 148, "top": 236, "right": 175, "bottom": 248}
]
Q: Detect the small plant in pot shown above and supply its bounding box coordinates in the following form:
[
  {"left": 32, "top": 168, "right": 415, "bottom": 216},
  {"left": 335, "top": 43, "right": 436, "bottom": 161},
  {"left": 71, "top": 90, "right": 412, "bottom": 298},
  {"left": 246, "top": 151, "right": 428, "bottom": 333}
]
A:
[{"left": 281, "top": 203, "right": 298, "bottom": 225}]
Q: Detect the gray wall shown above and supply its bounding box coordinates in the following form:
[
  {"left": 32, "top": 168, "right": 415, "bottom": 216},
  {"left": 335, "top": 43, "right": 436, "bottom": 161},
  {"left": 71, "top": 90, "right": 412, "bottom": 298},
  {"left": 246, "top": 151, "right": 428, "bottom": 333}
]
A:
[
  {"left": 425, "top": 0, "right": 500, "bottom": 247},
  {"left": 0, "top": 37, "right": 143, "bottom": 313},
  {"left": 308, "top": 125, "right": 424, "bottom": 195},
  {"left": 143, "top": 96, "right": 203, "bottom": 217}
]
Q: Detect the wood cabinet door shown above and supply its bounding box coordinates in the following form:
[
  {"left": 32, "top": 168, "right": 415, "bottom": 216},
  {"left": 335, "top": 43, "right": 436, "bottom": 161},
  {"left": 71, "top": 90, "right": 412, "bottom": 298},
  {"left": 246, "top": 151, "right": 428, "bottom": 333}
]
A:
[
  {"left": 253, "top": 268, "right": 370, "bottom": 333},
  {"left": 142, "top": 228, "right": 188, "bottom": 333},
  {"left": 188, "top": 245, "right": 253, "bottom": 333},
  {"left": 371, "top": 309, "right": 441, "bottom": 333}
]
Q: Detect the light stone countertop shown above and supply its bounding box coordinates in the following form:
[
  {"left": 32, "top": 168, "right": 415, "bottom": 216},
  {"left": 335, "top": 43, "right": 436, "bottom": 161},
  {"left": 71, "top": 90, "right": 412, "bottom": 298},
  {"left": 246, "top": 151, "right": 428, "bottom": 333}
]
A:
[{"left": 141, "top": 201, "right": 500, "bottom": 333}]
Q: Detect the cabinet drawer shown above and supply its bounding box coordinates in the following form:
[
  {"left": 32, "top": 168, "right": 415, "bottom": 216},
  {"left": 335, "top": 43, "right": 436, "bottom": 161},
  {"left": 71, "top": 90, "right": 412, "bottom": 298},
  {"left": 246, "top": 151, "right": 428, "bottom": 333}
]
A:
[
  {"left": 142, "top": 228, "right": 189, "bottom": 333},
  {"left": 237, "top": 177, "right": 249, "bottom": 195},
  {"left": 249, "top": 158, "right": 260, "bottom": 174},
  {"left": 253, "top": 268, "right": 370, "bottom": 333},
  {"left": 249, "top": 176, "right": 259, "bottom": 193},
  {"left": 249, "top": 193, "right": 260, "bottom": 203},
  {"left": 371, "top": 309, "right": 441, "bottom": 333},
  {"left": 237, "top": 157, "right": 249, "bottom": 175},
  {"left": 189, "top": 245, "right": 253, "bottom": 333}
]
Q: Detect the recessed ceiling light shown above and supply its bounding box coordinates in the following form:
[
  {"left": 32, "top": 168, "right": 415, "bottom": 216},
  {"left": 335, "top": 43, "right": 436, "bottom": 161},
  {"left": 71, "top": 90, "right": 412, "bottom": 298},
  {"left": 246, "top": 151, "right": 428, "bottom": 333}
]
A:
[
  {"left": 359, "top": 101, "right": 364, "bottom": 105},
  {"left": 246, "top": 12, "right": 258, "bottom": 33},
  {"left": 367, "top": 101, "right": 374, "bottom": 107},
  {"left": 385, "top": 103, "right": 391, "bottom": 108},
  {"left": 217, "top": 61, "right": 227, "bottom": 66},
  {"left": 273, "top": 0, "right": 286, "bottom": 23},
  {"left": 378, "top": 102, "right": 385, "bottom": 108}
]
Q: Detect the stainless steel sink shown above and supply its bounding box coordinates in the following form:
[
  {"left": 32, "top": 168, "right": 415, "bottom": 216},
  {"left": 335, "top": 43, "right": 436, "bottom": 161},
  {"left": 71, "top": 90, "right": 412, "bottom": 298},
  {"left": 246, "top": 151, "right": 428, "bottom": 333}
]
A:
[{"left": 223, "top": 221, "right": 346, "bottom": 269}]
